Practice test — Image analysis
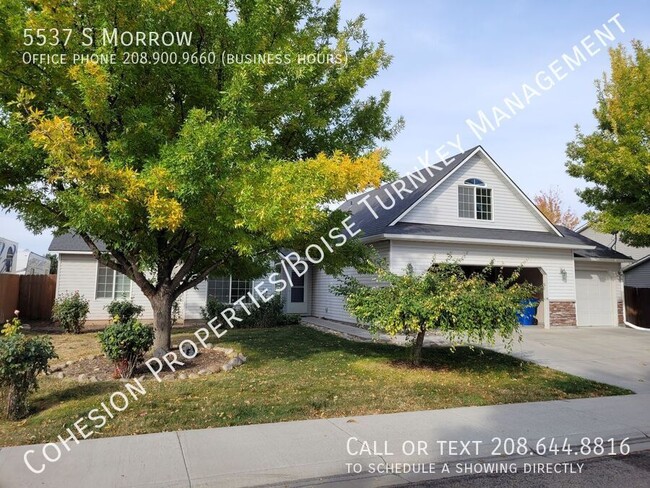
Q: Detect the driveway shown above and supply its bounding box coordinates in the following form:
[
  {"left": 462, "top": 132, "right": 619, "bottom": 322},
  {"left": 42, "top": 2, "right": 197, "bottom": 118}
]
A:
[{"left": 489, "top": 327, "right": 650, "bottom": 393}]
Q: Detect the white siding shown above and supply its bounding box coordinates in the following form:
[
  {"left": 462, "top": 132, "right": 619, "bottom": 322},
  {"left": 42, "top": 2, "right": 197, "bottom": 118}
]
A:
[
  {"left": 400, "top": 153, "right": 551, "bottom": 232},
  {"left": 311, "top": 241, "right": 390, "bottom": 323},
  {"left": 184, "top": 280, "right": 208, "bottom": 320},
  {"left": 389, "top": 240, "right": 576, "bottom": 301},
  {"left": 57, "top": 254, "right": 154, "bottom": 321}
]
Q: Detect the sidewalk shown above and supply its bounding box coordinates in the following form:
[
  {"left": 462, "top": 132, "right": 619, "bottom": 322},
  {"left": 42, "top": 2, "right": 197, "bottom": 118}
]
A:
[{"left": 1, "top": 393, "right": 649, "bottom": 488}]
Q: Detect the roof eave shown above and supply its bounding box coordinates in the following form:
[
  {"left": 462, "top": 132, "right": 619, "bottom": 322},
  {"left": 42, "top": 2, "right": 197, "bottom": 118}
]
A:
[{"left": 365, "top": 233, "right": 596, "bottom": 250}]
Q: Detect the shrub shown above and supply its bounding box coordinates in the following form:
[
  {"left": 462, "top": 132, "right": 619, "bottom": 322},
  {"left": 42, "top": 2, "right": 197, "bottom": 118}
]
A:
[
  {"left": 201, "top": 297, "right": 229, "bottom": 322},
  {"left": 202, "top": 295, "right": 300, "bottom": 328},
  {"left": 98, "top": 320, "right": 154, "bottom": 379},
  {"left": 172, "top": 299, "right": 181, "bottom": 325},
  {"left": 0, "top": 319, "right": 57, "bottom": 419},
  {"left": 105, "top": 299, "right": 144, "bottom": 323},
  {"left": 52, "top": 291, "right": 89, "bottom": 333}
]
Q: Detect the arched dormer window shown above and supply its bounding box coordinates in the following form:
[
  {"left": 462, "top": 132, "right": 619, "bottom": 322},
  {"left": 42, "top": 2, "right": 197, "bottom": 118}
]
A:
[
  {"left": 464, "top": 178, "right": 485, "bottom": 186},
  {"left": 458, "top": 178, "right": 492, "bottom": 220}
]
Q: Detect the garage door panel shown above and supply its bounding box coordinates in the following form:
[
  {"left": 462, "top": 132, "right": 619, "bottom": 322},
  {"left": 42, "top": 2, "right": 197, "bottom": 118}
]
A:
[{"left": 576, "top": 270, "right": 616, "bottom": 327}]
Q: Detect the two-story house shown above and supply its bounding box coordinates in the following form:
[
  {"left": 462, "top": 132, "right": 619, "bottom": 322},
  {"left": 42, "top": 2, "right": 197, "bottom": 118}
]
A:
[{"left": 50, "top": 146, "right": 631, "bottom": 327}]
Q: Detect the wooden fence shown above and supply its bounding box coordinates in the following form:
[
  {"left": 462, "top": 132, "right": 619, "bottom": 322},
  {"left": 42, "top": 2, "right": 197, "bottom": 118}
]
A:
[
  {"left": 0, "top": 274, "right": 20, "bottom": 323},
  {"left": 0, "top": 274, "right": 56, "bottom": 322},
  {"left": 624, "top": 286, "right": 650, "bottom": 329}
]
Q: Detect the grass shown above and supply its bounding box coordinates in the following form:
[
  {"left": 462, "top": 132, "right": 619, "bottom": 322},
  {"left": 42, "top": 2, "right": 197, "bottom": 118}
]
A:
[{"left": 0, "top": 325, "right": 631, "bottom": 447}]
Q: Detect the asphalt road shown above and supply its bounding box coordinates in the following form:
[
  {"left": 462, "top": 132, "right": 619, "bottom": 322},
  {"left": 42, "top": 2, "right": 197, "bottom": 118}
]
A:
[{"left": 404, "top": 450, "right": 650, "bottom": 488}]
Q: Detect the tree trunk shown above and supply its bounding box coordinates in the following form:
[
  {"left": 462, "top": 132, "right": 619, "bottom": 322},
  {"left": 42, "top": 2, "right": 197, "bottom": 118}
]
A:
[
  {"left": 150, "top": 292, "right": 174, "bottom": 358},
  {"left": 412, "top": 328, "right": 426, "bottom": 366}
]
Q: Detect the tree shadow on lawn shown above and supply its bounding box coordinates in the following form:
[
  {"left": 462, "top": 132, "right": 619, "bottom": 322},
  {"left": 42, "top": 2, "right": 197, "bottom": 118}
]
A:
[
  {"left": 217, "top": 325, "right": 416, "bottom": 363},
  {"left": 389, "top": 346, "right": 534, "bottom": 375},
  {"left": 213, "top": 325, "right": 528, "bottom": 376},
  {"left": 29, "top": 381, "right": 121, "bottom": 416}
]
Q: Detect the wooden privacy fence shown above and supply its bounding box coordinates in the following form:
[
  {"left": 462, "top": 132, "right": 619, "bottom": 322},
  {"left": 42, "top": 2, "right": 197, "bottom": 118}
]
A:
[
  {"left": 0, "top": 274, "right": 20, "bottom": 323},
  {"left": 624, "top": 286, "right": 650, "bottom": 329},
  {"left": 0, "top": 274, "right": 56, "bottom": 322}
]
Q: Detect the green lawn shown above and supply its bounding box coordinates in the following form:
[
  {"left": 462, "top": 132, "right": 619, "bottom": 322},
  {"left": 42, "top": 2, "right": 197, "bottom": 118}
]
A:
[{"left": 0, "top": 325, "right": 631, "bottom": 447}]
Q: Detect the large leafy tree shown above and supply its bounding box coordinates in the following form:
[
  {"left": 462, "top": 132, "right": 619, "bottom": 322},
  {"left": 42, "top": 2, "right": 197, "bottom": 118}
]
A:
[
  {"left": 334, "top": 260, "right": 536, "bottom": 365},
  {"left": 566, "top": 41, "right": 650, "bottom": 246},
  {"left": 0, "top": 0, "right": 402, "bottom": 354}
]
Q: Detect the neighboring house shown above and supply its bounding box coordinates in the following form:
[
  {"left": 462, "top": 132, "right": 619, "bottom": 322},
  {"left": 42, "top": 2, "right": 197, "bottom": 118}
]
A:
[
  {"left": 577, "top": 223, "right": 650, "bottom": 288},
  {"left": 50, "top": 146, "right": 632, "bottom": 328},
  {"left": 622, "top": 255, "right": 650, "bottom": 289},
  {"left": 0, "top": 237, "right": 18, "bottom": 273},
  {"left": 15, "top": 250, "right": 51, "bottom": 275}
]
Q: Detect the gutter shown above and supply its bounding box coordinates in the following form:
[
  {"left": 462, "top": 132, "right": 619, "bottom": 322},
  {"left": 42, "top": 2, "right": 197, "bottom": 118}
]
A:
[{"left": 362, "top": 233, "right": 596, "bottom": 251}]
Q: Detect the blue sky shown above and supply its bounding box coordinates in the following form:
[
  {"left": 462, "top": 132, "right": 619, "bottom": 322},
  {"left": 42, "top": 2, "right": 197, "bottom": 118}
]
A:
[{"left": 3, "top": 0, "right": 650, "bottom": 255}]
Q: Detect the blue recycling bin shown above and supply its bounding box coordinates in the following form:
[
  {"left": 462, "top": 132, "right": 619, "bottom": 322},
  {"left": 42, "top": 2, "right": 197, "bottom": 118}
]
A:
[{"left": 518, "top": 298, "right": 539, "bottom": 326}]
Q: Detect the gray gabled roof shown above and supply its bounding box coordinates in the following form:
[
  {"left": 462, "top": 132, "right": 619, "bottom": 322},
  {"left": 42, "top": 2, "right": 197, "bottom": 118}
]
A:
[
  {"left": 339, "top": 146, "right": 480, "bottom": 238},
  {"left": 556, "top": 226, "right": 632, "bottom": 260},
  {"left": 49, "top": 233, "right": 105, "bottom": 252}
]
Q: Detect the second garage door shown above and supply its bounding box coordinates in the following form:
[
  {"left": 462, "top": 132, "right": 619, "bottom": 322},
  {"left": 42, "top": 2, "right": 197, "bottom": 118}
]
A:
[{"left": 575, "top": 270, "right": 617, "bottom": 327}]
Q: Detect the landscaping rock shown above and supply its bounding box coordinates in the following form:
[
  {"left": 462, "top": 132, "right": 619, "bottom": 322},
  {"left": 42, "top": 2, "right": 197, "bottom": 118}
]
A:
[
  {"left": 77, "top": 374, "right": 87, "bottom": 382},
  {"left": 55, "top": 372, "right": 64, "bottom": 379},
  {"left": 188, "top": 373, "right": 199, "bottom": 379},
  {"left": 205, "top": 343, "right": 214, "bottom": 349},
  {"left": 49, "top": 364, "right": 64, "bottom": 372},
  {"left": 230, "top": 356, "right": 243, "bottom": 367},
  {"left": 237, "top": 354, "right": 247, "bottom": 363},
  {"left": 178, "top": 373, "right": 187, "bottom": 380},
  {"left": 221, "top": 363, "right": 233, "bottom": 372},
  {"left": 89, "top": 376, "right": 98, "bottom": 383},
  {"left": 163, "top": 374, "right": 175, "bottom": 381},
  {"left": 198, "top": 369, "right": 209, "bottom": 375},
  {"left": 65, "top": 360, "right": 73, "bottom": 366}
]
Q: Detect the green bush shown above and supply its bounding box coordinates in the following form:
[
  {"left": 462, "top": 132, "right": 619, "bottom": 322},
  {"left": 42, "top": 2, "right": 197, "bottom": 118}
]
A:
[
  {"left": 202, "top": 294, "right": 300, "bottom": 328},
  {"left": 105, "top": 299, "right": 144, "bottom": 323},
  {"left": 98, "top": 320, "right": 154, "bottom": 379},
  {"left": 51, "top": 291, "right": 90, "bottom": 333},
  {"left": 201, "top": 297, "right": 229, "bottom": 322},
  {"left": 0, "top": 322, "right": 57, "bottom": 419}
]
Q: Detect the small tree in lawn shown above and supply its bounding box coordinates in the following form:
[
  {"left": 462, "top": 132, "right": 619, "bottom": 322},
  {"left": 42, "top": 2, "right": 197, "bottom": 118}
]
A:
[{"left": 334, "top": 260, "right": 537, "bottom": 365}]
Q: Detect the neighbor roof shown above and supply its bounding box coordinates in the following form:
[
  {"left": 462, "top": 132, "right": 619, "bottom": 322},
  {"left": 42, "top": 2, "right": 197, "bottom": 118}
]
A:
[
  {"left": 556, "top": 226, "right": 632, "bottom": 261},
  {"left": 622, "top": 253, "right": 650, "bottom": 272}
]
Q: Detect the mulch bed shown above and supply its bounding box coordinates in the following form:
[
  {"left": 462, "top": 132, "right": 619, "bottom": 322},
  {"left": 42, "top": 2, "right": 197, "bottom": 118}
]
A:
[{"left": 49, "top": 347, "right": 240, "bottom": 382}]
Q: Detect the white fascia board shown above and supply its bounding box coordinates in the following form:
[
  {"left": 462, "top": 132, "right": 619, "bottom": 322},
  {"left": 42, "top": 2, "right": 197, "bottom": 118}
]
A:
[
  {"left": 575, "top": 257, "right": 631, "bottom": 263},
  {"left": 363, "top": 233, "right": 596, "bottom": 250}
]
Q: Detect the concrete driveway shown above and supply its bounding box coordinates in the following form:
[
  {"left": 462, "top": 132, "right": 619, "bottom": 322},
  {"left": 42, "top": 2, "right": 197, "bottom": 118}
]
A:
[{"left": 489, "top": 327, "right": 650, "bottom": 393}]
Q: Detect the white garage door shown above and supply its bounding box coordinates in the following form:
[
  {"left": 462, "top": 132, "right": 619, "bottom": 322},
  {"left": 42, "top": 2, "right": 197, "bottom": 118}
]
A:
[{"left": 575, "top": 270, "right": 616, "bottom": 327}]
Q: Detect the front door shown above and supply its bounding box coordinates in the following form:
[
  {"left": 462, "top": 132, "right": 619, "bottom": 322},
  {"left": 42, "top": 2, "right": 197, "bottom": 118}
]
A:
[{"left": 284, "top": 270, "right": 310, "bottom": 315}]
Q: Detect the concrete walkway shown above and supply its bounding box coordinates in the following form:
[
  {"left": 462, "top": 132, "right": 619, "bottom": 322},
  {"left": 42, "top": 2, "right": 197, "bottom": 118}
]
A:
[
  {"left": 303, "top": 318, "right": 650, "bottom": 393},
  {"left": 1, "top": 393, "right": 649, "bottom": 487}
]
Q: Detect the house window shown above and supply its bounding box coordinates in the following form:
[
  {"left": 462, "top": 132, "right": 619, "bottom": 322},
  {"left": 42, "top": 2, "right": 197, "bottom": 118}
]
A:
[
  {"left": 458, "top": 179, "right": 492, "bottom": 220},
  {"left": 290, "top": 272, "right": 305, "bottom": 303},
  {"left": 96, "top": 263, "right": 131, "bottom": 299},
  {"left": 207, "top": 276, "right": 253, "bottom": 304}
]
